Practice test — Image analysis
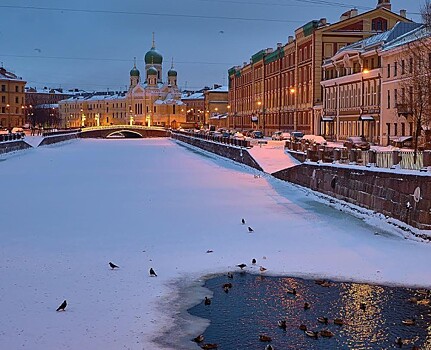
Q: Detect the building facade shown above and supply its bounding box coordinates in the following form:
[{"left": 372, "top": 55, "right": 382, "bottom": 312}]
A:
[
  {"left": 182, "top": 91, "right": 205, "bottom": 128},
  {"left": 0, "top": 66, "right": 26, "bottom": 129},
  {"left": 228, "top": 0, "right": 409, "bottom": 136},
  {"left": 320, "top": 22, "right": 421, "bottom": 144},
  {"left": 204, "top": 85, "right": 229, "bottom": 129},
  {"left": 59, "top": 37, "right": 186, "bottom": 128}
]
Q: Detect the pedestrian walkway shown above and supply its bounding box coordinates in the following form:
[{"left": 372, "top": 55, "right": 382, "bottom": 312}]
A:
[{"left": 248, "top": 140, "right": 300, "bottom": 174}]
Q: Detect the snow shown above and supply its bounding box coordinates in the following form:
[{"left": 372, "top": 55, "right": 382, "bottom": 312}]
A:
[{"left": 1, "top": 138, "right": 431, "bottom": 350}]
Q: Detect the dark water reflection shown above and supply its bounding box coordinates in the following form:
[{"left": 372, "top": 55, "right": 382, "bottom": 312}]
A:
[{"left": 188, "top": 274, "right": 431, "bottom": 349}]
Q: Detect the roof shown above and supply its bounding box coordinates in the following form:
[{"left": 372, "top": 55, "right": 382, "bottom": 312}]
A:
[
  {"left": 382, "top": 25, "right": 429, "bottom": 52},
  {"left": 208, "top": 85, "right": 228, "bottom": 93},
  {"left": 0, "top": 67, "right": 24, "bottom": 82},
  {"left": 181, "top": 92, "right": 204, "bottom": 100}
]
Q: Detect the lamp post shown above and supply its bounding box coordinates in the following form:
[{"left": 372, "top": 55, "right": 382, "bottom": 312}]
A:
[
  {"left": 81, "top": 108, "right": 86, "bottom": 127},
  {"left": 95, "top": 113, "right": 100, "bottom": 127},
  {"left": 6, "top": 103, "right": 10, "bottom": 130}
]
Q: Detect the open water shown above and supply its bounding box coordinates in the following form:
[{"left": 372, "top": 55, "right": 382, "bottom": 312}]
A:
[{"left": 189, "top": 273, "right": 431, "bottom": 349}]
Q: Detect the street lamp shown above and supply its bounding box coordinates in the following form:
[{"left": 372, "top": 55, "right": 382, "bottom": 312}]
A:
[
  {"left": 95, "top": 113, "right": 100, "bottom": 126},
  {"left": 81, "top": 108, "right": 86, "bottom": 127}
]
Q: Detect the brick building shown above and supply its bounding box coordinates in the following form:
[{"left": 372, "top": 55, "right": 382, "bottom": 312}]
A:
[{"left": 0, "top": 66, "right": 26, "bottom": 129}]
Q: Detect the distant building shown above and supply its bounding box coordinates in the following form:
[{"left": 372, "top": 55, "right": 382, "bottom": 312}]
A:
[
  {"left": 228, "top": 0, "right": 410, "bottom": 136},
  {"left": 205, "top": 85, "right": 229, "bottom": 129},
  {"left": 59, "top": 35, "right": 186, "bottom": 128},
  {"left": 0, "top": 66, "right": 26, "bottom": 128},
  {"left": 181, "top": 91, "right": 206, "bottom": 128}
]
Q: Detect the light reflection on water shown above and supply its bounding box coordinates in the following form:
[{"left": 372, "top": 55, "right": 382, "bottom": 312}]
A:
[{"left": 188, "top": 274, "right": 431, "bottom": 350}]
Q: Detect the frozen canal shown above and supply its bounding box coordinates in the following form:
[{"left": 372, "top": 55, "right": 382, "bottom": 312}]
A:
[{"left": 1, "top": 138, "right": 431, "bottom": 350}]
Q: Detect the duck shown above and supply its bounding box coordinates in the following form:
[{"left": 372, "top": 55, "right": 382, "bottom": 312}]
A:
[
  {"left": 416, "top": 289, "right": 430, "bottom": 297},
  {"left": 333, "top": 318, "right": 344, "bottom": 326},
  {"left": 223, "top": 283, "right": 232, "bottom": 289},
  {"left": 402, "top": 318, "right": 416, "bottom": 326},
  {"left": 259, "top": 266, "right": 267, "bottom": 273},
  {"left": 320, "top": 281, "right": 331, "bottom": 288},
  {"left": 315, "top": 279, "right": 326, "bottom": 285},
  {"left": 395, "top": 337, "right": 403, "bottom": 347},
  {"left": 417, "top": 299, "right": 430, "bottom": 305},
  {"left": 408, "top": 297, "right": 418, "bottom": 304},
  {"left": 286, "top": 288, "right": 297, "bottom": 295},
  {"left": 193, "top": 335, "right": 204, "bottom": 343},
  {"left": 237, "top": 263, "right": 247, "bottom": 270},
  {"left": 317, "top": 317, "right": 328, "bottom": 324},
  {"left": 277, "top": 320, "right": 287, "bottom": 329},
  {"left": 259, "top": 335, "right": 272, "bottom": 342},
  {"left": 359, "top": 302, "right": 366, "bottom": 311},
  {"left": 319, "top": 330, "right": 334, "bottom": 338},
  {"left": 227, "top": 272, "right": 233, "bottom": 279},
  {"left": 304, "top": 302, "right": 311, "bottom": 310},
  {"left": 299, "top": 324, "right": 307, "bottom": 331},
  {"left": 265, "top": 345, "right": 274, "bottom": 350},
  {"left": 201, "top": 344, "right": 218, "bottom": 349},
  {"left": 204, "top": 297, "right": 211, "bottom": 305},
  {"left": 305, "top": 330, "right": 318, "bottom": 338},
  {"left": 223, "top": 286, "right": 229, "bottom": 293},
  {"left": 252, "top": 258, "right": 257, "bottom": 264}
]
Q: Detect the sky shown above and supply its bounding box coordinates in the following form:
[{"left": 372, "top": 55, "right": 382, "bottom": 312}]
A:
[{"left": 0, "top": 0, "right": 423, "bottom": 92}]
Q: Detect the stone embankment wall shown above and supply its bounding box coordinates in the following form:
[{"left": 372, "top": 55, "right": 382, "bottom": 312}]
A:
[
  {"left": 39, "top": 133, "right": 80, "bottom": 146},
  {"left": 273, "top": 164, "right": 431, "bottom": 232},
  {"left": 0, "top": 140, "right": 32, "bottom": 154},
  {"left": 171, "top": 132, "right": 263, "bottom": 171}
]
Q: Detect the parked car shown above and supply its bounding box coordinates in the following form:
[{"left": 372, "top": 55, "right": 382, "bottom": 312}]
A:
[
  {"left": 251, "top": 130, "right": 264, "bottom": 139},
  {"left": 302, "top": 134, "right": 327, "bottom": 145},
  {"left": 11, "top": 127, "right": 24, "bottom": 133},
  {"left": 232, "top": 132, "right": 246, "bottom": 140},
  {"left": 272, "top": 131, "right": 291, "bottom": 140},
  {"left": 290, "top": 131, "right": 304, "bottom": 141},
  {"left": 391, "top": 136, "right": 413, "bottom": 148},
  {"left": 343, "top": 136, "right": 370, "bottom": 150}
]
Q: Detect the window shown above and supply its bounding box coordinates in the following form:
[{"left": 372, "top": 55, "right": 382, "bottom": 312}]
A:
[
  {"left": 401, "top": 60, "right": 405, "bottom": 74},
  {"left": 394, "top": 123, "right": 398, "bottom": 136},
  {"left": 387, "top": 90, "right": 391, "bottom": 109},
  {"left": 1, "top": 85, "right": 5, "bottom": 92},
  {"left": 15, "top": 97, "right": 19, "bottom": 103},
  {"left": 394, "top": 89, "right": 398, "bottom": 108},
  {"left": 409, "top": 57, "right": 413, "bottom": 73},
  {"left": 394, "top": 62, "right": 398, "bottom": 76},
  {"left": 387, "top": 64, "right": 390, "bottom": 78},
  {"left": 15, "top": 86, "right": 18, "bottom": 92},
  {"left": 1, "top": 96, "right": 4, "bottom": 103}
]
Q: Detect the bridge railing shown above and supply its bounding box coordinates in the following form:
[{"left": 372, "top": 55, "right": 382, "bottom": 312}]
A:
[
  {"left": 82, "top": 125, "right": 167, "bottom": 132},
  {"left": 172, "top": 130, "right": 252, "bottom": 148},
  {"left": 0, "top": 132, "right": 26, "bottom": 142},
  {"left": 42, "top": 128, "right": 82, "bottom": 137}
]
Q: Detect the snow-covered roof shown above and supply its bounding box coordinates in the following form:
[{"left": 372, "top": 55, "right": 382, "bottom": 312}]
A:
[
  {"left": 35, "top": 103, "right": 59, "bottom": 109},
  {"left": 0, "top": 67, "right": 24, "bottom": 82},
  {"left": 181, "top": 92, "right": 204, "bottom": 100},
  {"left": 208, "top": 85, "right": 228, "bottom": 93},
  {"left": 382, "top": 24, "right": 429, "bottom": 52}
]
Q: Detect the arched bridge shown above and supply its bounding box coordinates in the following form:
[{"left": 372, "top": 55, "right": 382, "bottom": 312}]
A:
[{"left": 80, "top": 125, "right": 170, "bottom": 139}]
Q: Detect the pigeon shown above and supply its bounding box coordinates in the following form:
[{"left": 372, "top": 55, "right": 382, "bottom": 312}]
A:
[
  {"left": 204, "top": 297, "right": 211, "bottom": 305},
  {"left": 248, "top": 226, "right": 254, "bottom": 233},
  {"left": 193, "top": 334, "right": 204, "bottom": 343},
  {"left": 109, "top": 262, "right": 119, "bottom": 269},
  {"left": 241, "top": 218, "right": 246, "bottom": 225},
  {"left": 260, "top": 266, "right": 267, "bottom": 273},
  {"left": 237, "top": 263, "right": 247, "bottom": 270},
  {"left": 252, "top": 258, "right": 257, "bottom": 264},
  {"left": 149, "top": 268, "right": 157, "bottom": 277},
  {"left": 56, "top": 300, "right": 67, "bottom": 312}
]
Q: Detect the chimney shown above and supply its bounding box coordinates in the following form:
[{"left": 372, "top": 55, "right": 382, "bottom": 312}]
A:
[
  {"left": 376, "top": 0, "right": 391, "bottom": 11},
  {"left": 319, "top": 18, "right": 327, "bottom": 26},
  {"left": 266, "top": 48, "right": 274, "bottom": 54},
  {"left": 288, "top": 36, "right": 294, "bottom": 44},
  {"left": 340, "top": 10, "right": 350, "bottom": 21},
  {"left": 400, "top": 9, "right": 407, "bottom": 18},
  {"left": 350, "top": 9, "right": 358, "bottom": 17},
  {"left": 277, "top": 42, "right": 283, "bottom": 49}
]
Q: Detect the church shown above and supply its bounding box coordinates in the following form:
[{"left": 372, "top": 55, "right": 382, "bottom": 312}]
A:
[
  {"left": 59, "top": 35, "right": 186, "bottom": 129},
  {"left": 127, "top": 35, "right": 186, "bottom": 128}
]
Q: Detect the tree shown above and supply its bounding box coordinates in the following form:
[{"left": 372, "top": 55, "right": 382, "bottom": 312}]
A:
[{"left": 396, "top": 1, "right": 431, "bottom": 162}]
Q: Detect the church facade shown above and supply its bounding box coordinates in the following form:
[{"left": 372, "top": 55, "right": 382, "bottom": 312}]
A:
[{"left": 59, "top": 37, "right": 186, "bottom": 129}]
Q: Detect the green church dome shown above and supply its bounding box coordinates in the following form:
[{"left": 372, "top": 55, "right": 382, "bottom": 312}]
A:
[
  {"left": 145, "top": 47, "right": 163, "bottom": 65},
  {"left": 168, "top": 69, "right": 177, "bottom": 77},
  {"left": 130, "top": 66, "right": 140, "bottom": 77},
  {"left": 147, "top": 66, "right": 158, "bottom": 76}
]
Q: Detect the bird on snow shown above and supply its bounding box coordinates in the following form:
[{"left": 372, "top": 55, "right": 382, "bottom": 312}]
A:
[
  {"left": 109, "top": 262, "right": 119, "bottom": 269},
  {"left": 227, "top": 272, "right": 233, "bottom": 279},
  {"left": 149, "top": 268, "right": 157, "bottom": 277},
  {"left": 237, "top": 263, "right": 247, "bottom": 270},
  {"left": 56, "top": 300, "right": 67, "bottom": 312},
  {"left": 252, "top": 258, "right": 257, "bottom": 264},
  {"left": 193, "top": 334, "right": 204, "bottom": 343},
  {"left": 204, "top": 296, "right": 211, "bottom": 305},
  {"left": 241, "top": 218, "right": 246, "bottom": 224},
  {"left": 248, "top": 226, "right": 254, "bottom": 233},
  {"left": 260, "top": 266, "right": 267, "bottom": 273}
]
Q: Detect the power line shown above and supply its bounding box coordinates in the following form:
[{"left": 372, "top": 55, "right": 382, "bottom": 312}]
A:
[
  {"left": 0, "top": 53, "right": 236, "bottom": 66},
  {"left": 0, "top": 5, "right": 304, "bottom": 23}
]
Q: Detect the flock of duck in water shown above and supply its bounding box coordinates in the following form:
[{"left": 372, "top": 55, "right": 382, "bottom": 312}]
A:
[{"left": 192, "top": 219, "right": 429, "bottom": 350}]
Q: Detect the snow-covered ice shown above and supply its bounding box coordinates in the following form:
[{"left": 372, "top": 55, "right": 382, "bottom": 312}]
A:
[{"left": 1, "top": 138, "right": 431, "bottom": 350}]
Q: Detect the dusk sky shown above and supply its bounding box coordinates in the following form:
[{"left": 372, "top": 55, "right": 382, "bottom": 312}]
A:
[{"left": 0, "top": 0, "right": 423, "bottom": 92}]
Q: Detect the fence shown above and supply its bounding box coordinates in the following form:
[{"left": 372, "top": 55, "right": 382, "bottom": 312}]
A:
[
  {"left": 42, "top": 129, "right": 81, "bottom": 137},
  {"left": 285, "top": 140, "right": 428, "bottom": 171},
  {"left": 173, "top": 130, "right": 251, "bottom": 148},
  {"left": 0, "top": 132, "right": 25, "bottom": 142}
]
